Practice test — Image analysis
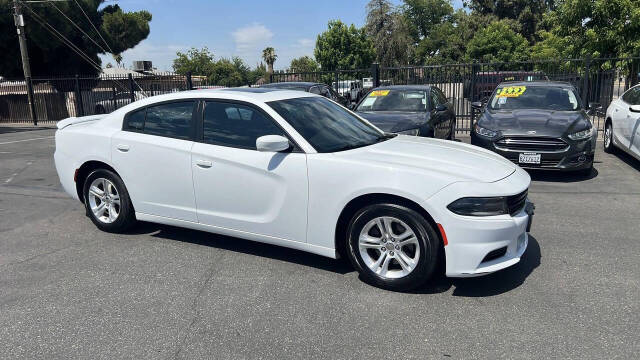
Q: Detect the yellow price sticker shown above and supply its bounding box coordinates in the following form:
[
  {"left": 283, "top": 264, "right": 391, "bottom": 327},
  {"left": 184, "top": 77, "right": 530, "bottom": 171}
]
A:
[
  {"left": 496, "top": 86, "right": 526, "bottom": 98},
  {"left": 370, "top": 90, "right": 390, "bottom": 97}
]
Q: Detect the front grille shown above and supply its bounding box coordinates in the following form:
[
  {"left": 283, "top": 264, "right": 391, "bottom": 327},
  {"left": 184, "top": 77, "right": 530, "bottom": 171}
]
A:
[
  {"left": 494, "top": 137, "right": 569, "bottom": 152},
  {"left": 507, "top": 190, "right": 528, "bottom": 216}
]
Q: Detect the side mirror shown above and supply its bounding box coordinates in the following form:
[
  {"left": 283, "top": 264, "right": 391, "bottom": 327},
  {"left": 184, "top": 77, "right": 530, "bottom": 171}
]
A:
[
  {"left": 256, "top": 135, "right": 291, "bottom": 152},
  {"left": 471, "top": 101, "right": 484, "bottom": 109},
  {"left": 630, "top": 105, "right": 640, "bottom": 113}
]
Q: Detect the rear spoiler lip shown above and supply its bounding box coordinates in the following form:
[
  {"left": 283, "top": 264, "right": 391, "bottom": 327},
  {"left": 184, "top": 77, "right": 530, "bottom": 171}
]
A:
[{"left": 56, "top": 114, "right": 107, "bottom": 130}]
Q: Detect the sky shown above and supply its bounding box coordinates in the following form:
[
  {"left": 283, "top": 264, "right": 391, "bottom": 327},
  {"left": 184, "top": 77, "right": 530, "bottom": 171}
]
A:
[{"left": 98, "top": 0, "right": 464, "bottom": 71}]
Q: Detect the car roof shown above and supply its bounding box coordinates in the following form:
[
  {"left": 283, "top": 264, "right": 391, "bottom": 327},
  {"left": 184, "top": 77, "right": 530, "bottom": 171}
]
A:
[
  {"left": 118, "top": 88, "right": 317, "bottom": 109},
  {"left": 372, "top": 85, "right": 432, "bottom": 91},
  {"left": 498, "top": 80, "right": 574, "bottom": 88}
]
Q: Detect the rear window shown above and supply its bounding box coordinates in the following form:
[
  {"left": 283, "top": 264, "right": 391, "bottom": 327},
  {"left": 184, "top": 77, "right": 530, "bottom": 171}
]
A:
[{"left": 123, "top": 101, "right": 195, "bottom": 140}]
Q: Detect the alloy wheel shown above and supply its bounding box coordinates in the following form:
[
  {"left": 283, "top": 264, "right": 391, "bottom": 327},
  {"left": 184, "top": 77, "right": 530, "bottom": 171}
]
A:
[
  {"left": 605, "top": 125, "right": 612, "bottom": 149},
  {"left": 358, "top": 216, "right": 421, "bottom": 279},
  {"left": 87, "top": 177, "right": 120, "bottom": 224}
]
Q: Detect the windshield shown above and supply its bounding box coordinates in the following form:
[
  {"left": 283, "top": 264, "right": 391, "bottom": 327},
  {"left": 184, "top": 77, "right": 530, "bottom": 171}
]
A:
[
  {"left": 356, "top": 89, "right": 428, "bottom": 112},
  {"left": 268, "top": 96, "right": 392, "bottom": 153},
  {"left": 489, "top": 85, "right": 580, "bottom": 111}
]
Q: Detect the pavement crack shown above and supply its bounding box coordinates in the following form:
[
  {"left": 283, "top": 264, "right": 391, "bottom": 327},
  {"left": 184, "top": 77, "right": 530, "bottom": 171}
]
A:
[{"left": 171, "top": 252, "right": 224, "bottom": 360}]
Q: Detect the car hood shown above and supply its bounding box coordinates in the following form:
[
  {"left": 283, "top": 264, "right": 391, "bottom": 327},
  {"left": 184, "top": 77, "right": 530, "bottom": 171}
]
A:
[
  {"left": 356, "top": 111, "right": 427, "bottom": 132},
  {"left": 336, "top": 136, "right": 516, "bottom": 183},
  {"left": 479, "top": 109, "right": 590, "bottom": 137}
]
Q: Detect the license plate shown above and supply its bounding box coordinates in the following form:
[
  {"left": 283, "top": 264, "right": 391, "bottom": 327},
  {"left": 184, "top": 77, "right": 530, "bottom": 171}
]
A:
[{"left": 519, "top": 153, "right": 541, "bottom": 164}]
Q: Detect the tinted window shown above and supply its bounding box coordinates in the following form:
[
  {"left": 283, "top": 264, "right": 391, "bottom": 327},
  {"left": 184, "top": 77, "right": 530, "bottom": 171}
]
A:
[
  {"left": 143, "top": 101, "right": 195, "bottom": 140},
  {"left": 431, "top": 90, "right": 441, "bottom": 109},
  {"left": 203, "top": 101, "right": 285, "bottom": 149},
  {"left": 356, "top": 89, "right": 428, "bottom": 112},
  {"left": 489, "top": 86, "right": 580, "bottom": 111},
  {"left": 435, "top": 88, "right": 447, "bottom": 104},
  {"left": 125, "top": 108, "right": 145, "bottom": 131},
  {"left": 268, "top": 96, "right": 389, "bottom": 153}
]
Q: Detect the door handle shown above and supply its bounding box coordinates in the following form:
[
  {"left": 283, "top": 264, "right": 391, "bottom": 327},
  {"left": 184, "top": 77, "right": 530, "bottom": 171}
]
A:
[
  {"left": 116, "top": 144, "right": 130, "bottom": 152},
  {"left": 196, "top": 159, "right": 213, "bottom": 168}
]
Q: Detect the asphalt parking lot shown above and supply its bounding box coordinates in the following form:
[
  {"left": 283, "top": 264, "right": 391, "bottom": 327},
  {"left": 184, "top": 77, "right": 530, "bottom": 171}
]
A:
[{"left": 1, "top": 126, "right": 639, "bottom": 359}]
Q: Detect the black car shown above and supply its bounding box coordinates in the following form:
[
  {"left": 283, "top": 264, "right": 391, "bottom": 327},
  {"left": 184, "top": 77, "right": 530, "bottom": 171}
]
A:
[
  {"left": 354, "top": 85, "right": 456, "bottom": 139},
  {"left": 260, "top": 82, "right": 348, "bottom": 107},
  {"left": 470, "top": 81, "right": 598, "bottom": 173}
]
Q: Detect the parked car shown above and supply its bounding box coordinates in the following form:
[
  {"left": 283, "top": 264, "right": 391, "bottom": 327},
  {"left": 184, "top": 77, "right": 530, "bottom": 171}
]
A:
[
  {"left": 260, "top": 82, "right": 348, "bottom": 107},
  {"left": 94, "top": 92, "right": 144, "bottom": 114},
  {"left": 54, "top": 88, "right": 533, "bottom": 291},
  {"left": 332, "top": 80, "right": 357, "bottom": 97},
  {"left": 464, "top": 71, "right": 548, "bottom": 101},
  {"left": 604, "top": 84, "right": 640, "bottom": 161},
  {"left": 346, "top": 80, "right": 363, "bottom": 104},
  {"left": 354, "top": 85, "right": 456, "bottom": 139},
  {"left": 471, "top": 81, "right": 597, "bottom": 174}
]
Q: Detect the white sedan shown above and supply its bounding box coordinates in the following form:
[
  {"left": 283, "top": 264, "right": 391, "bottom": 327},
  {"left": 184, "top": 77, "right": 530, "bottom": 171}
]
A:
[
  {"left": 604, "top": 84, "right": 640, "bottom": 161},
  {"left": 54, "top": 88, "right": 533, "bottom": 291}
]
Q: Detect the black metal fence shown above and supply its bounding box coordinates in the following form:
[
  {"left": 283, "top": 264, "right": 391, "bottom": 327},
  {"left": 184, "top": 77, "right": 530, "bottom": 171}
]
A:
[
  {"left": 0, "top": 71, "right": 214, "bottom": 124},
  {"left": 2, "top": 57, "right": 639, "bottom": 135},
  {"left": 271, "top": 57, "right": 640, "bottom": 134}
]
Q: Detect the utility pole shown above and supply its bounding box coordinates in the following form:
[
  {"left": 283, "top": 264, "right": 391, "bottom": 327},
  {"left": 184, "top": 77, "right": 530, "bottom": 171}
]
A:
[{"left": 13, "top": 0, "right": 37, "bottom": 126}]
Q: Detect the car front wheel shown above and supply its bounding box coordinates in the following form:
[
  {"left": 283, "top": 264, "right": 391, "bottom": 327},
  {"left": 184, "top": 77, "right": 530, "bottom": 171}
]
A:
[
  {"left": 346, "top": 203, "right": 440, "bottom": 291},
  {"left": 604, "top": 121, "right": 614, "bottom": 153},
  {"left": 83, "top": 169, "right": 136, "bottom": 232}
]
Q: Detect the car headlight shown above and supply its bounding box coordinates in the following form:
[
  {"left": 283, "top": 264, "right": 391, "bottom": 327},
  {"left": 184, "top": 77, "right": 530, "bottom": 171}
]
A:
[
  {"left": 396, "top": 128, "right": 420, "bottom": 136},
  {"left": 474, "top": 124, "right": 498, "bottom": 138},
  {"left": 568, "top": 127, "right": 593, "bottom": 141},
  {"left": 447, "top": 197, "right": 509, "bottom": 216}
]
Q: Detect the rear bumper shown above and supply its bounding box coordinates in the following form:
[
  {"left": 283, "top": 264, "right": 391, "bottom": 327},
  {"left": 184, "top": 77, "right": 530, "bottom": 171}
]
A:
[
  {"left": 54, "top": 146, "right": 80, "bottom": 201},
  {"left": 471, "top": 132, "right": 596, "bottom": 171}
]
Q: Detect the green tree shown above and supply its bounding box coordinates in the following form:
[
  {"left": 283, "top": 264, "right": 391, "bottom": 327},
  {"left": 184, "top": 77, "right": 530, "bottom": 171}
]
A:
[
  {"left": 209, "top": 58, "right": 244, "bottom": 87},
  {"left": 262, "top": 47, "right": 277, "bottom": 73},
  {"left": 314, "top": 20, "right": 375, "bottom": 70},
  {"left": 248, "top": 62, "right": 268, "bottom": 84},
  {"left": 100, "top": 6, "right": 152, "bottom": 66},
  {"left": 289, "top": 56, "right": 319, "bottom": 72},
  {"left": 463, "top": 0, "right": 554, "bottom": 41},
  {"left": 0, "top": 0, "right": 151, "bottom": 77},
  {"left": 540, "top": 0, "right": 640, "bottom": 58},
  {"left": 366, "top": 0, "right": 413, "bottom": 66},
  {"left": 403, "top": 0, "right": 453, "bottom": 41},
  {"left": 172, "top": 47, "right": 215, "bottom": 76},
  {"left": 414, "top": 10, "right": 501, "bottom": 64},
  {"left": 465, "top": 20, "right": 530, "bottom": 62}
]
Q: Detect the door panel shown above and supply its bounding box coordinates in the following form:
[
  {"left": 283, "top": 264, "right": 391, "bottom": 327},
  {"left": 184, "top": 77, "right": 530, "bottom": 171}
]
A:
[
  {"left": 629, "top": 113, "right": 640, "bottom": 156},
  {"left": 611, "top": 100, "right": 630, "bottom": 148},
  {"left": 192, "top": 143, "right": 308, "bottom": 241},
  {"left": 111, "top": 131, "right": 197, "bottom": 221},
  {"left": 191, "top": 100, "right": 308, "bottom": 242}
]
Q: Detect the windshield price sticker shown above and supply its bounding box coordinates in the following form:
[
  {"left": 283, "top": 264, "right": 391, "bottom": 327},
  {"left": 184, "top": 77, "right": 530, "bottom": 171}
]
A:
[
  {"left": 496, "top": 86, "right": 526, "bottom": 98},
  {"left": 370, "top": 90, "right": 390, "bottom": 97}
]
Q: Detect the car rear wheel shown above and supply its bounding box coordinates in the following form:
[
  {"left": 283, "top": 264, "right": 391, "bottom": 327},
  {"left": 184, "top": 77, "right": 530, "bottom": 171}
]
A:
[
  {"left": 346, "top": 203, "right": 440, "bottom": 291},
  {"left": 83, "top": 169, "right": 136, "bottom": 232},
  {"left": 604, "top": 121, "right": 614, "bottom": 153}
]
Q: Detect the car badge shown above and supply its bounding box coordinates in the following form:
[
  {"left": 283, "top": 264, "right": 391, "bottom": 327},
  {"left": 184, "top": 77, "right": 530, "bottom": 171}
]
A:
[{"left": 527, "top": 130, "right": 536, "bottom": 135}]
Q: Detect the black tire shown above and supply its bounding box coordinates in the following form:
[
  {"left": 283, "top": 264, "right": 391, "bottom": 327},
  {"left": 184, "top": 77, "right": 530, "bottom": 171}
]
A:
[
  {"left": 603, "top": 121, "right": 614, "bottom": 153},
  {"left": 577, "top": 163, "right": 593, "bottom": 177},
  {"left": 95, "top": 105, "right": 105, "bottom": 114},
  {"left": 346, "top": 203, "right": 440, "bottom": 291},
  {"left": 82, "top": 169, "right": 136, "bottom": 233}
]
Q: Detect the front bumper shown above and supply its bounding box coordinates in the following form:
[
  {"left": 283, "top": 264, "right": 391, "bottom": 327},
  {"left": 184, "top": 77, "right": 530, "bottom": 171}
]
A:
[
  {"left": 471, "top": 132, "right": 596, "bottom": 171},
  {"left": 426, "top": 168, "right": 533, "bottom": 277}
]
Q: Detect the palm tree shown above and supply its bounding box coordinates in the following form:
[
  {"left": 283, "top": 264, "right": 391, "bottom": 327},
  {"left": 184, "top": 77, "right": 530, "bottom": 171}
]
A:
[{"left": 262, "top": 47, "right": 277, "bottom": 73}]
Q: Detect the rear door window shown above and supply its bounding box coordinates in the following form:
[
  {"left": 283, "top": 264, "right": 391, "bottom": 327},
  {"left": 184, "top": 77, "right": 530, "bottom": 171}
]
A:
[{"left": 143, "top": 101, "right": 195, "bottom": 140}]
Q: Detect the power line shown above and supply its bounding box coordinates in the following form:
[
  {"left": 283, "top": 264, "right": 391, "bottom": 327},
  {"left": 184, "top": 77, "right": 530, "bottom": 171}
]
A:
[
  {"left": 47, "top": 1, "right": 109, "bottom": 54},
  {"left": 73, "top": 0, "right": 114, "bottom": 54}
]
